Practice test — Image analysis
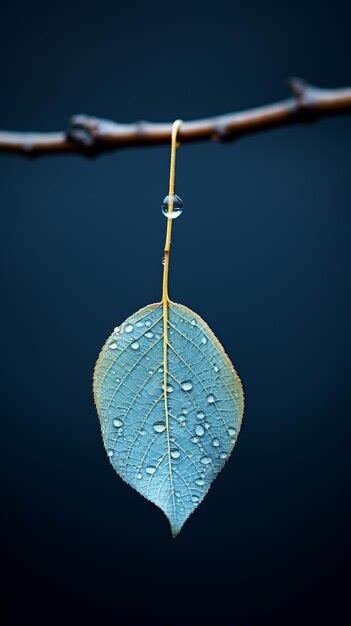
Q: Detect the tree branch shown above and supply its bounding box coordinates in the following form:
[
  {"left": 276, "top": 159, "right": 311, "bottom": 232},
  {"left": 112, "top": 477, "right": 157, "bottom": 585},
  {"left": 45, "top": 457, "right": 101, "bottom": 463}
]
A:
[{"left": 1, "top": 78, "right": 350, "bottom": 158}]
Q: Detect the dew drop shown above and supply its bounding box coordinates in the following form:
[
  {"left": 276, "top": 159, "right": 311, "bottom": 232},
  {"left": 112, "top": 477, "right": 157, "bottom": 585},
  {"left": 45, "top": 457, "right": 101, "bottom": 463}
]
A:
[
  {"left": 148, "top": 370, "right": 153, "bottom": 375},
  {"left": 162, "top": 382, "right": 174, "bottom": 393},
  {"left": 195, "top": 478, "right": 205, "bottom": 486},
  {"left": 192, "top": 495, "right": 200, "bottom": 503},
  {"left": 195, "top": 424, "right": 205, "bottom": 436},
  {"left": 145, "top": 331, "right": 154, "bottom": 339},
  {"left": 145, "top": 466, "right": 157, "bottom": 475},
  {"left": 114, "top": 326, "right": 120, "bottom": 334},
  {"left": 131, "top": 341, "right": 139, "bottom": 350},
  {"left": 220, "top": 452, "right": 228, "bottom": 459},
  {"left": 200, "top": 456, "right": 211, "bottom": 465},
  {"left": 212, "top": 437, "right": 220, "bottom": 447},
  {"left": 153, "top": 421, "right": 166, "bottom": 433},
  {"left": 145, "top": 320, "right": 151, "bottom": 327},
  {"left": 228, "top": 427, "right": 237, "bottom": 437},
  {"left": 204, "top": 422, "right": 210, "bottom": 429},
  {"left": 115, "top": 377, "right": 120, "bottom": 383},
  {"left": 125, "top": 323, "right": 134, "bottom": 333},
  {"left": 181, "top": 380, "right": 193, "bottom": 392},
  {"left": 136, "top": 472, "right": 142, "bottom": 480},
  {"left": 170, "top": 449, "right": 180, "bottom": 459},
  {"left": 158, "top": 367, "right": 163, "bottom": 373},
  {"left": 207, "top": 394, "right": 215, "bottom": 404},
  {"left": 161, "top": 194, "right": 183, "bottom": 219},
  {"left": 109, "top": 341, "right": 117, "bottom": 350},
  {"left": 197, "top": 411, "right": 205, "bottom": 420},
  {"left": 191, "top": 319, "right": 196, "bottom": 326},
  {"left": 113, "top": 418, "right": 123, "bottom": 428},
  {"left": 136, "top": 321, "right": 144, "bottom": 327},
  {"left": 213, "top": 363, "right": 219, "bottom": 372},
  {"left": 201, "top": 336, "right": 208, "bottom": 345},
  {"left": 191, "top": 436, "right": 199, "bottom": 443},
  {"left": 107, "top": 449, "right": 113, "bottom": 457}
]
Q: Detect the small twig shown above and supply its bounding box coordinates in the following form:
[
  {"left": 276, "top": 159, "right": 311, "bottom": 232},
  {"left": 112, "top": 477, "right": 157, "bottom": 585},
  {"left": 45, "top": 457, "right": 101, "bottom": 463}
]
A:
[{"left": 0, "top": 78, "right": 350, "bottom": 158}]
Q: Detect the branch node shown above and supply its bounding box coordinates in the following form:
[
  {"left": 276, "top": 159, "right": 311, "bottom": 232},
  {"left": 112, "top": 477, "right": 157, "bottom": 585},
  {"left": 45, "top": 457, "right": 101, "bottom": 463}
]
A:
[
  {"left": 67, "top": 115, "right": 102, "bottom": 155},
  {"left": 287, "top": 77, "right": 321, "bottom": 122}
]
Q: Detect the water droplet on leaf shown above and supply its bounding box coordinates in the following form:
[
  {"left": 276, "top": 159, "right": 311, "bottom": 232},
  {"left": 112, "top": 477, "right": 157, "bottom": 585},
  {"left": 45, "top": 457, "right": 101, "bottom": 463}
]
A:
[
  {"left": 200, "top": 457, "right": 211, "bottom": 465},
  {"left": 153, "top": 421, "right": 166, "bottom": 433},
  {"left": 170, "top": 449, "right": 180, "bottom": 459},
  {"left": 181, "top": 380, "right": 193, "bottom": 392},
  {"left": 195, "top": 424, "right": 205, "bottom": 436}
]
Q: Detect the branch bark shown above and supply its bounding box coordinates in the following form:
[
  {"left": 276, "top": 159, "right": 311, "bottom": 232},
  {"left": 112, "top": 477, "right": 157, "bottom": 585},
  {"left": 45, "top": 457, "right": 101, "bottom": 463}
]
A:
[{"left": 1, "top": 78, "right": 350, "bottom": 158}]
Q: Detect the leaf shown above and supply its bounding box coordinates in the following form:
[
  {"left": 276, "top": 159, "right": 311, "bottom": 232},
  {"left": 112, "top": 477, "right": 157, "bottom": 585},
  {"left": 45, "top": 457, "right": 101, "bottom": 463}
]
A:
[{"left": 93, "top": 301, "right": 244, "bottom": 536}]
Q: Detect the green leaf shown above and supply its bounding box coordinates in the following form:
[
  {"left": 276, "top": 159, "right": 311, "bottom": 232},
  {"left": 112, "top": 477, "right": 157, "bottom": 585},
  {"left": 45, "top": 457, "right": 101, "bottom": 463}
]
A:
[{"left": 93, "top": 301, "right": 244, "bottom": 536}]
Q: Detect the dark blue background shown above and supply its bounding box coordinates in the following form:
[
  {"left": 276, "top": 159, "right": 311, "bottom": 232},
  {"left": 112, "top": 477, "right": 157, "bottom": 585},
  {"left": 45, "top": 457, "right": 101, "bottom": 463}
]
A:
[{"left": 1, "top": 1, "right": 349, "bottom": 623}]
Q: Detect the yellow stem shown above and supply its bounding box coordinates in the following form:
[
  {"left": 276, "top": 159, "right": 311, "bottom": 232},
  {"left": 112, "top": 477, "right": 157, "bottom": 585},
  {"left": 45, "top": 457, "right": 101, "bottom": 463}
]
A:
[
  {"left": 162, "top": 119, "right": 182, "bottom": 304},
  {"left": 162, "top": 119, "right": 182, "bottom": 508}
]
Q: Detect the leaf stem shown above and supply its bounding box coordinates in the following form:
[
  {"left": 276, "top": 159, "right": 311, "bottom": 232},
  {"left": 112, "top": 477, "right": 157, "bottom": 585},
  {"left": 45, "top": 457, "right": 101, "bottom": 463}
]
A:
[
  {"left": 162, "top": 119, "right": 182, "bottom": 304},
  {"left": 162, "top": 119, "right": 182, "bottom": 516}
]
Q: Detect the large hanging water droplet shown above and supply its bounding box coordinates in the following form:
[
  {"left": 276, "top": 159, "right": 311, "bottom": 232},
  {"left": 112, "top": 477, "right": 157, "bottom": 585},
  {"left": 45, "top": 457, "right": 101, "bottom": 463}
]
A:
[
  {"left": 153, "top": 421, "right": 166, "bottom": 433},
  {"left": 161, "top": 194, "right": 183, "bottom": 219},
  {"left": 181, "top": 380, "right": 193, "bottom": 392}
]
